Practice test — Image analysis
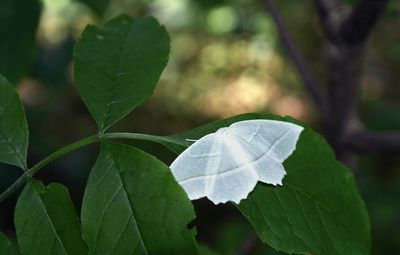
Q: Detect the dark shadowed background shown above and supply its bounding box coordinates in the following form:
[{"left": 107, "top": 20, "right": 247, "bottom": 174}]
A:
[{"left": 0, "top": 0, "right": 399, "bottom": 254}]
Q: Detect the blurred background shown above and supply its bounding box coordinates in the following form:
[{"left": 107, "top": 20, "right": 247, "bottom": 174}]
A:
[{"left": 0, "top": 0, "right": 399, "bottom": 254}]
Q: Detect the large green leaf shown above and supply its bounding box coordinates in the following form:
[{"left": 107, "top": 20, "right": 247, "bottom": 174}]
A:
[
  {"left": 74, "top": 14, "right": 170, "bottom": 132},
  {"left": 81, "top": 140, "right": 198, "bottom": 254},
  {"left": 238, "top": 126, "right": 370, "bottom": 255},
  {"left": 0, "top": 231, "right": 13, "bottom": 255},
  {"left": 0, "top": 0, "right": 41, "bottom": 84},
  {"left": 0, "top": 75, "right": 28, "bottom": 170},
  {"left": 14, "top": 179, "right": 88, "bottom": 255},
  {"left": 153, "top": 113, "right": 371, "bottom": 255}
]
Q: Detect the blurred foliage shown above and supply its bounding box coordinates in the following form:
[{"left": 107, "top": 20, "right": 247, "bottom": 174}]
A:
[
  {"left": 76, "top": 0, "right": 111, "bottom": 17},
  {"left": 0, "top": 0, "right": 399, "bottom": 254},
  {"left": 361, "top": 102, "right": 400, "bottom": 131},
  {"left": 0, "top": 0, "right": 41, "bottom": 84},
  {"left": 358, "top": 154, "right": 400, "bottom": 254}
]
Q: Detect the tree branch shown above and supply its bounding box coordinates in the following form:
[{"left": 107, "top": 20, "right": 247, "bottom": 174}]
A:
[
  {"left": 314, "top": 0, "right": 340, "bottom": 18},
  {"left": 263, "top": 0, "right": 329, "bottom": 116},
  {"left": 313, "top": 0, "right": 347, "bottom": 41},
  {"left": 340, "top": 0, "right": 389, "bottom": 45},
  {"left": 263, "top": 0, "right": 394, "bottom": 160},
  {"left": 322, "top": 0, "right": 388, "bottom": 156},
  {"left": 347, "top": 130, "right": 400, "bottom": 153}
]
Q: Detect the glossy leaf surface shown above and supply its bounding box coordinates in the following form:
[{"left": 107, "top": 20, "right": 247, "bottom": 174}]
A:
[
  {"left": 238, "top": 125, "right": 370, "bottom": 255},
  {"left": 74, "top": 14, "right": 170, "bottom": 132},
  {"left": 81, "top": 140, "right": 198, "bottom": 254},
  {"left": 14, "top": 180, "right": 88, "bottom": 255}
]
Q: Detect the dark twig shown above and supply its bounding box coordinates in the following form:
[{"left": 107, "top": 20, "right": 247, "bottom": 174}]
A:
[
  {"left": 322, "top": 0, "right": 389, "bottom": 156},
  {"left": 234, "top": 232, "right": 259, "bottom": 255},
  {"left": 263, "top": 0, "right": 329, "bottom": 117},
  {"left": 313, "top": 0, "right": 346, "bottom": 41},
  {"left": 314, "top": 0, "right": 340, "bottom": 18},
  {"left": 261, "top": 0, "right": 398, "bottom": 160},
  {"left": 324, "top": 43, "right": 362, "bottom": 156},
  {"left": 340, "top": 0, "right": 389, "bottom": 45},
  {"left": 347, "top": 130, "right": 400, "bottom": 153}
]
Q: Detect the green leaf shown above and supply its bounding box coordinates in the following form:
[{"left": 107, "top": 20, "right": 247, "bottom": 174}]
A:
[
  {"left": 14, "top": 179, "right": 88, "bottom": 255},
  {"left": 81, "top": 140, "right": 198, "bottom": 254},
  {"left": 0, "top": 0, "right": 41, "bottom": 84},
  {"left": 237, "top": 126, "right": 370, "bottom": 255},
  {"left": 0, "top": 231, "right": 13, "bottom": 255},
  {"left": 0, "top": 75, "right": 28, "bottom": 170},
  {"left": 154, "top": 113, "right": 371, "bottom": 255},
  {"left": 74, "top": 14, "right": 170, "bottom": 132}
]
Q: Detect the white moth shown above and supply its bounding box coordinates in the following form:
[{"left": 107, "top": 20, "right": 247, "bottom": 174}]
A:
[{"left": 170, "top": 119, "right": 304, "bottom": 204}]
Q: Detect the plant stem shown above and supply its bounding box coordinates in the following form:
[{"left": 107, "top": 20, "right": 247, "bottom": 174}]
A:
[
  {"left": 102, "top": 132, "right": 186, "bottom": 146},
  {"left": 0, "top": 132, "right": 186, "bottom": 203},
  {"left": 0, "top": 135, "right": 100, "bottom": 203},
  {"left": 29, "top": 135, "right": 100, "bottom": 177}
]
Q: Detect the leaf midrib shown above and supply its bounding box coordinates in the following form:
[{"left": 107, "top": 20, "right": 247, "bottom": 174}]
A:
[
  {"left": 101, "top": 20, "right": 141, "bottom": 131},
  {"left": 0, "top": 97, "right": 26, "bottom": 169},
  {"left": 34, "top": 187, "right": 69, "bottom": 255},
  {"left": 108, "top": 149, "right": 149, "bottom": 255}
]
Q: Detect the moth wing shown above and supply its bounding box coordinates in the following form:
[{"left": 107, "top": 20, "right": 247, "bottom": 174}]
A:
[
  {"left": 171, "top": 119, "right": 303, "bottom": 204},
  {"left": 171, "top": 131, "right": 260, "bottom": 204},
  {"left": 206, "top": 164, "right": 258, "bottom": 204},
  {"left": 206, "top": 131, "right": 285, "bottom": 204},
  {"left": 230, "top": 119, "right": 303, "bottom": 162},
  {"left": 170, "top": 133, "right": 222, "bottom": 200}
]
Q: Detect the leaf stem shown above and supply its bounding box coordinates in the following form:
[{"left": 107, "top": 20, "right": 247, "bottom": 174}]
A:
[
  {"left": 0, "top": 135, "right": 100, "bottom": 203},
  {"left": 0, "top": 132, "right": 185, "bottom": 203},
  {"left": 102, "top": 132, "right": 187, "bottom": 147}
]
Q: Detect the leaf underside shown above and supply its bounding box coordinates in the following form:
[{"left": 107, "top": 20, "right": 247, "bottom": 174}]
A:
[{"left": 81, "top": 140, "right": 198, "bottom": 255}]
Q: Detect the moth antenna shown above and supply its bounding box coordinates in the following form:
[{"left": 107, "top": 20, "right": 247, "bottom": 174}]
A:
[{"left": 185, "top": 138, "right": 197, "bottom": 142}]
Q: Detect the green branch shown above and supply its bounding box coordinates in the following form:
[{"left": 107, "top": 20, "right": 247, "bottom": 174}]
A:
[{"left": 0, "top": 132, "right": 184, "bottom": 203}]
